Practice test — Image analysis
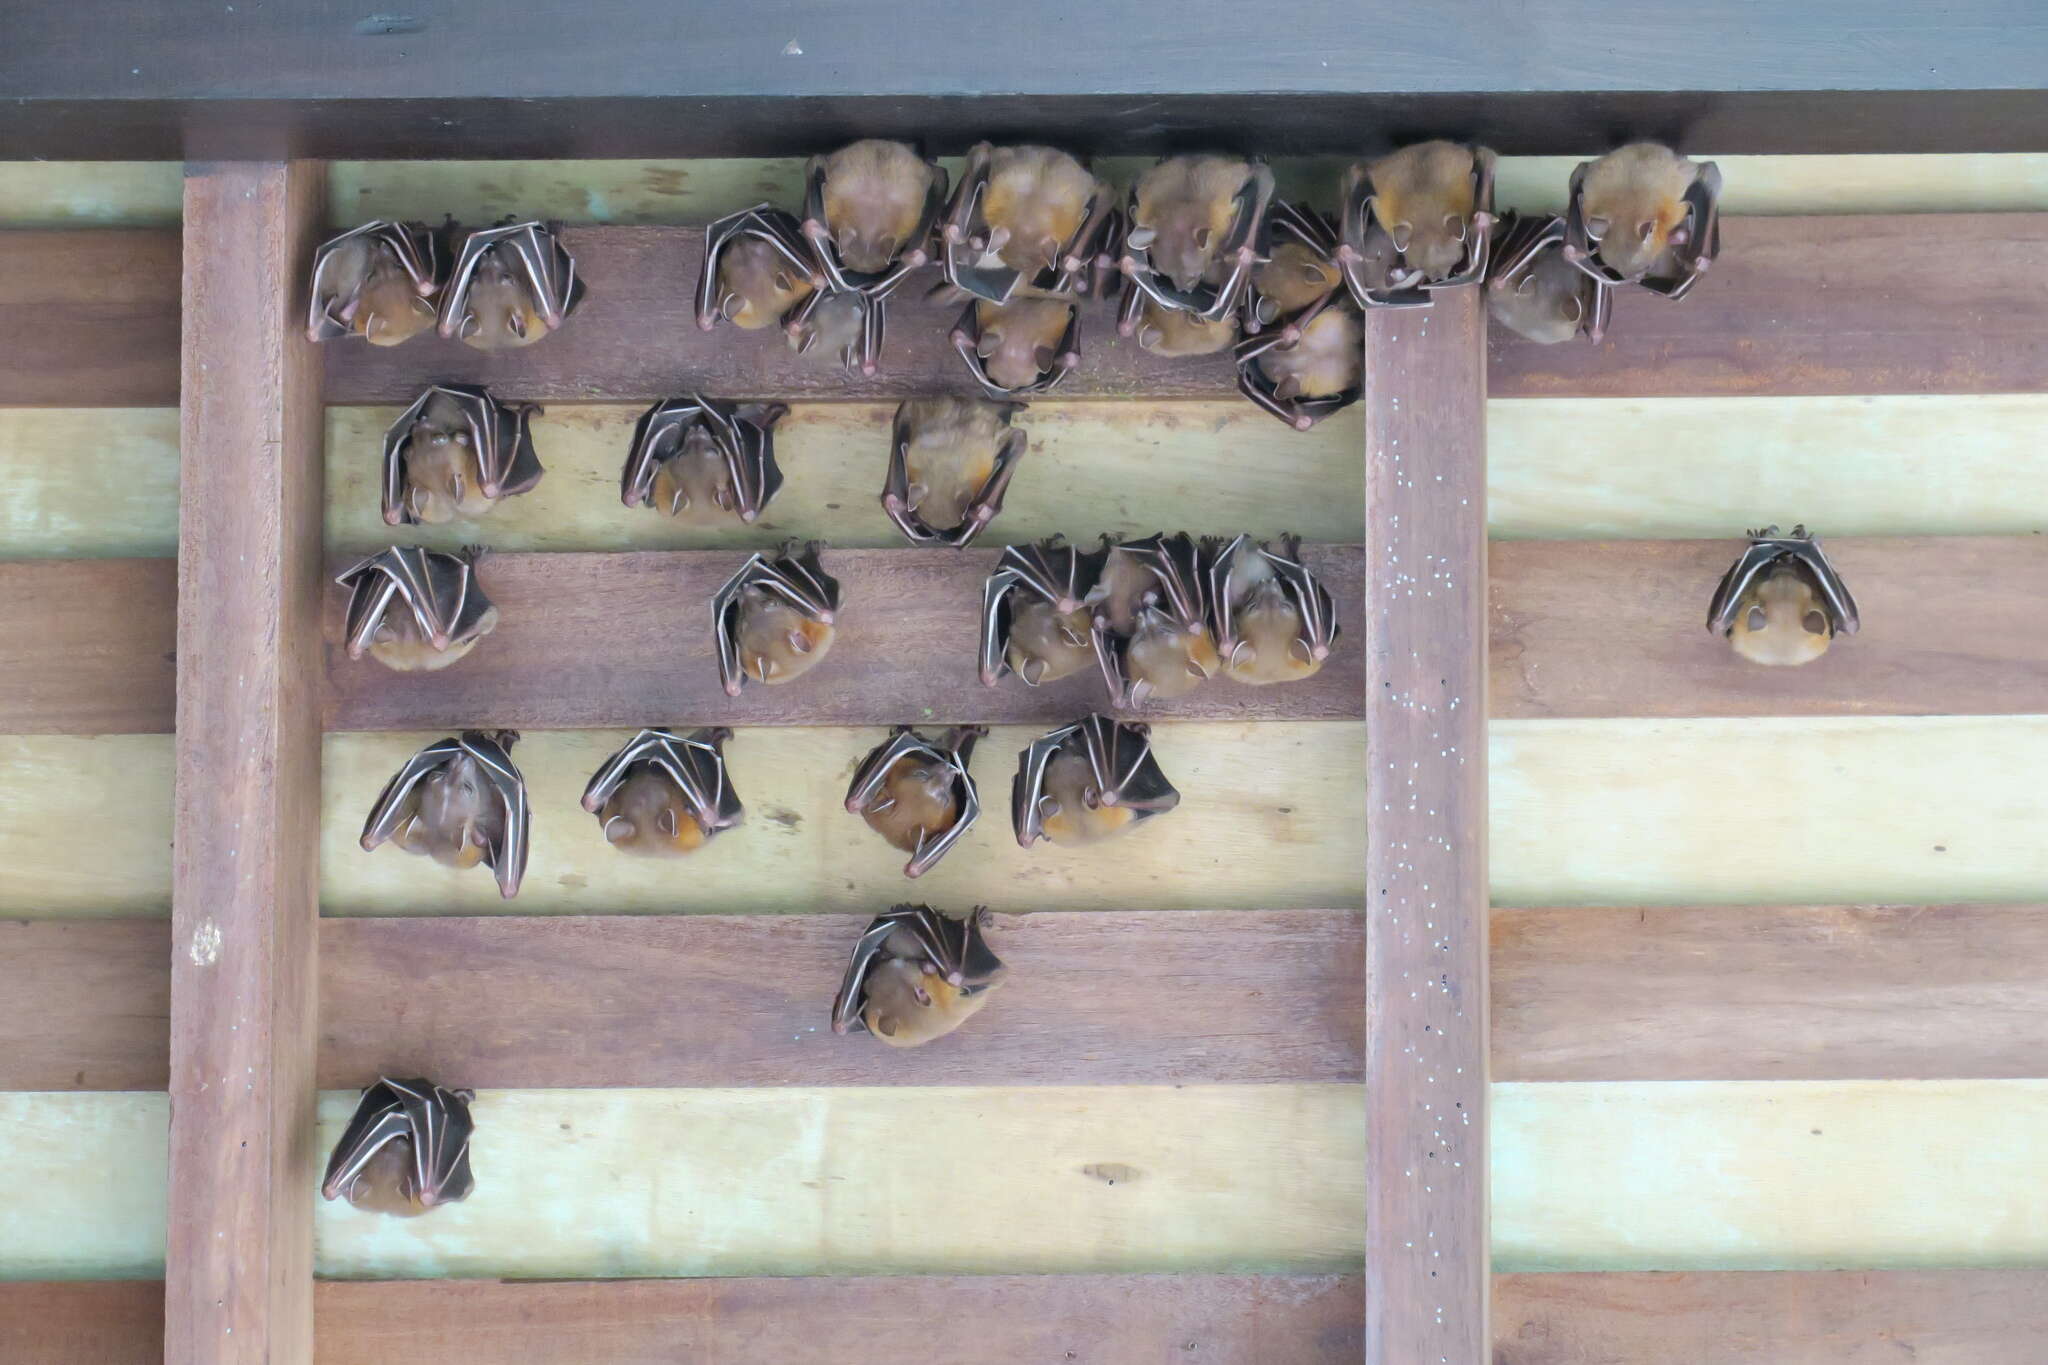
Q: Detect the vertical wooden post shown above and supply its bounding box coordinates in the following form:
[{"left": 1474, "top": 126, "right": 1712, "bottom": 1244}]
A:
[
  {"left": 1362, "top": 288, "right": 1490, "bottom": 1363},
  {"left": 168, "top": 161, "right": 325, "bottom": 1364}
]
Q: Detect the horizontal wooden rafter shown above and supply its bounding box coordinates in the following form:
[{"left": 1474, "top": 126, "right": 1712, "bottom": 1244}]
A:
[
  {"left": 0, "top": 559, "right": 176, "bottom": 734},
  {"left": 11, "top": 215, "right": 2048, "bottom": 407}
]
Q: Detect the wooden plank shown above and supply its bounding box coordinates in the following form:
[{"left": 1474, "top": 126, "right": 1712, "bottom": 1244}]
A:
[
  {"left": 322, "top": 546, "right": 1363, "bottom": 731},
  {"left": 318, "top": 910, "right": 1361, "bottom": 1089},
  {"left": 1492, "top": 903, "right": 2048, "bottom": 1082},
  {"left": 0, "top": 559, "right": 175, "bottom": 733},
  {"left": 1363, "top": 288, "right": 1490, "bottom": 1359},
  {"left": 0, "top": 918, "right": 168, "bottom": 1090},
  {"left": 0, "top": 1282, "right": 162, "bottom": 1365},
  {"left": 0, "top": 735, "right": 172, "bottom": 917},
  {"left": 0, "top": 228, "right": 180, "bottom": 407},
  {"left": 0, "top": 1092, "right": 168, "bottom": 1279},
  {"left": 0, "top": 407, "right": 180, "bottom": 557},
  {"left": 167, "top": 161, "right": 326, "bottom": 1364}
]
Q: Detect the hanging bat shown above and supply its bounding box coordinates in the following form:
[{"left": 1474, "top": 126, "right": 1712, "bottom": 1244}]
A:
[
  {"left": 306, "top": 220, "right": 442, "bottom": 346},
  {"left": 979, "top": 535, "right": 1104, "bottom": 688},
  {"left": 1247, "top": 203, "right": 1343, "bottom": 335},
  {"left": 1085, "top": 532, "right": 1220, "bottom": 707},
  {"left": 581, "top": 726, "right": 744, "bottom": 857},
  {"left": 1486, "top": 211, "right": 1611, "bottom": 345},
  {"left": 1564, "top": 143, "right": 1723, "bottom": 298},
  {"left": 696, "top": 204, "right": 823, "bottom": 332},
  {"left": 831, "top": 905, "right": 1006, "bottom": 1047},
  {"left": 713, "top": 541, "right": 842, "bottom": 696},
  {"left": 1340, "top": 141, "right": 1496, "bottom": 306},
  {"left": 882, "top": 397, "right": 1028, "bottom": 547},
  {"left": 1235, "top": 302, "right": 1363, "bottom": 431},
  {"left": 321, "top": 1077, "right": 475, "bottom": 1217},
  {"left": 939, "top": 142, "right": 1115, "bottom": 303},
  {"left": 437, "top": 220, "right": 585, "bottom": 351},
  {"left": 1120, "top": 154, "right": 1275, "bottom": 322},
  {"left": 335, "top": 544, "right": 498, "bottom": 673},
  {"left": 621, "top": 396, "right": 788, "bottom": 526},
  {"left": 1122, "top": 291, "right": 1240, "bottom": 356},
  {"left": 1205, "top": 533, "right": 1339, "bottom": 684},
  {"left": 786, "top": 287, "right": 890, "bottom": 375},
  {"left": 381, "top": 382, "right": 544, "bottom": 527},
  {"left": 1013, "top": 713, "right": 1181, "bottom": 848},
  {"left": 1706, "top": 524, "right": 1859, "bottom": 667},
  {"left": 360, "top": 730, "right": 530, "bottom": 899},
  {"left": 802, "top": 139, "right": 948, "bottom": 292},
  {"left": 950, "top": 296, "right": 1081, "bottom": 397},
  {"left": 846, "top": 726, "right": 986, "bottom": 877}
]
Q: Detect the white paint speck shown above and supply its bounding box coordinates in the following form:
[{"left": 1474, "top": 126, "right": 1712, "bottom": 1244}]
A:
[{"left": 189, "top": 919, "right": 222, "bottom": 967}]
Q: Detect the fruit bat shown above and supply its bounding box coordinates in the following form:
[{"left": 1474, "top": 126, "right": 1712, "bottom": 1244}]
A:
[
  {"left": 620, "top": 396, "right": 789, "bottom": 526},
  {"left": 381, "top": 382, "right": 544, "bottom": 527},
  {"left": 1485, "top": 211, "right": 1611, "bottom": 345},
  {"left": 321, "top": 1077, "right": 475, "bottom": 1217},
  {"left": 1564, "top": 143, "right": 1722, "bottom": 298},
  {"left": 1121, "top": 154, "right": 1275, "bottom": 322},
  {"left": 437, "top": 220, "right": 585, "bottom": 351},
  {"left": 978, "top": 535, "right": 1104, "bottom": 688},
  {"left": 335, "top": 544, "right": 498, "bottom": 673},
  {"left": 786, "top": 287, "right": 890, "bottom": 375},
  {"left": 846, "top": 725, "right": 986, "bottom": 877},
  {"left": 1013, "top": 713, "right": 1181, "bottom": 848},
  {"left": 1340, "top": 141, "right": 1496, "bottom": 307},
  {"left": 1204, "top": 533, "right": 1339, "bottom": 684},
  {"left": 360, "top": 730, "right": 530, "bottom": 899},
  {"left": 950, "top": 296, "right": 1081, "bottom": 397},
  {"left": 802, "top": 139, "right": 947, "bottom": 292},
  {"left": 696, "top": 204, "right": 823, "bottom": 332},
  {"left": 1246, "top": 202, "right": 1343, "bottom": 335},
  {"left": 713, "top": 541, "right": 842, "bottom": 696},
  {"left": 306, "top": 220, "right": 442, "bottom": 346},
  {"left": 1706, "top": 524, "right": 1859, "bottom": 667},
  {"left": 1235, "top": 302, "right": 1363, "bottom": 430},
  {"left": 939, "top": 142, "right": 1116, "bottom": 304},
  {"left": 581, "top": 726, "right": 744, "bottom": 857},
  {"left": 831, "top": 905, "right": 1006, "bottom": 1047},
  {"left": 1122, "top": 291, "right": 1241, "bottom": 356},
  {"left": 882, "top": 397, "right": 1028, "bottom": 548},
  {"left": 1083, "top": 532, "right": 1220, "bottom": 708}
]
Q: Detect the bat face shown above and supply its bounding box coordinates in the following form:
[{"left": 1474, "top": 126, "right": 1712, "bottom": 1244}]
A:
[
  {"left": 1565, "top": 144, "right": 1722, "bottom": 298},
  {"left": 1085, "top": 533, "right": 1219, "bottom": 708},
  {"left": 1707, "top": 524, "right": 1859, "bottom": 667},
  {"left": 846, "top": 726, "right": 985, "bottom": 877},
  {"left": 322, "top": 1077, "right": 476, "bottom": 1216},
  {"left": 803, "top": 140, "right": 947, "bottom": 291},
  {"left": 882, "top": 397, "right": 1028, "bottom": 546},
  {"left": 1125, "top": 292, "right": 1240, "bottom": 356},
  {"left": 950, "top": 296, "right": 1080, "bottom": 398},
  {"left": 831, "top": 905, "right": 1006, "bottom": 1046},
  {"left": 1340, "top": 145, "right": 1496, "bottom": 307},
  {"left": 336, "top": 545, "right": 499, "bottom": 673},
  {"left": 1013, "top": 714, "right": 1180, "bottom": 848},
  {"left": 713, "top": 542, "right": 842, "bottom": 696},
  {"left": 1236, "top": 304, "right": 1363, "bottom": 431},
  {"left": 581, "top": 726, "right": 744, "bottom": 857},
  {"left": 1121, "top": 155, "right": 1274, "bottom": 322},
  {"left": 697, "top": 205, "right": 823, "bottom": 334},
  {"left": 381, "top": 383, "right": 545, "bottom": 528},
  {"left": 307, "top": 221, "right": 442, "bottom": 346},
  {"left": 437, "top": 221, "right": 585, "bottom": 351},
  {"left": 360, "top": 730, "right": 530, "bottom": 898},
  {"left": 979, "top": 536, "right": 1105, "bottom": 688},
  {"left": 622, "top": 397, "right": 788, "bottom": 526},
  {"left": 1206, "top": 533, "right": 1340, "bottom": 684},
  {"left": 940, "top": 142, "right": 1115, "bottom": 303},
  {"left": 1486, "top": 211, "right": 1610, "bottom": 345}
]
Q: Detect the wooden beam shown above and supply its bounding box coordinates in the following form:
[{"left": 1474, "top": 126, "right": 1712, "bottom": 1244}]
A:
[
  {"left": 0, "top": 919, "right": 168, "bottom": 1090},
  {"left": 0, "top": 228, "right": 179, "bottom": 406},
  {"left": 167, "top": 161, "right": 326, "bottom": 1364},
  {"left": 1363, "top": 289, "right": 1490, "bottom": 1359},
  {"left": 0, "top": 560, "right": 175, "bottom": 734},
  {"left": 0, "top": 1282, "right": 162, "bottom": 1365}
]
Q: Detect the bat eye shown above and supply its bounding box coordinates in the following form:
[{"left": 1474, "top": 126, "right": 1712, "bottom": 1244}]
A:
[
  {"left": 1746, "top": 605, "right": 1767, "bottom": 633},
  {"left": 1803, "top": 611, "right": 1829, "bottom": 636},
  {"left": 1125, "top": 226, "right": 1157, "bottom": 250},
  {"left": 1585, "top": 216, "right": 1610, "bottom": 240}
]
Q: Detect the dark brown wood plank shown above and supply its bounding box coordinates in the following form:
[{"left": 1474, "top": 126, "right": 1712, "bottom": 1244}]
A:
[
  {"left": 1363, "top": 289, "right": 1490, "bottom": 1362},
  {"left": 167, "top": 160, "right": 326, "bottom": 1365},
  {"left": 0, "top": 919, "right": 168, "bottom": 1090},
  {"left": 0, "top": 1282, "right": 162, "bottom": 1365},
  {"left": 0, "top": 228, "right": 180, "bottom": 408},
  {"left": 317, "top": 909, "right": 1362, "bottom": 1089},
  {"left": 321, "top": 545, "right": 1365, "bottom": 731},
  {"left": 1495, "top": 1269, "right": 2048, "bottom": 1364},
  {"left": 0, "top": 560, "right": 176, "bottom": 734},
  {"left": 1490, "top": 535, "right": 2048, "bottom": 720}
]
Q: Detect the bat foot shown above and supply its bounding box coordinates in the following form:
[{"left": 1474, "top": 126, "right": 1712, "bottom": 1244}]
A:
[
  {"left": 904, "top": 248, "right": 930, "bottom": 268},
  {"left": 949, "top": 328, "right": 971, "bottom": 348},
  {"left": 902, "top": 861, "right": 926, "bottom": 879},
  {"left": 723, "top": 680, "right": 744, "bottom": 698},
  {"left": 1117, "top": 256, "right": 1138, "bottom": 276},
  {"left": 697, "top": 314, "right": 717, "bottom": 332},
  {"left": 1293, "top": 414, "right": 1314, "bottom": 432}
]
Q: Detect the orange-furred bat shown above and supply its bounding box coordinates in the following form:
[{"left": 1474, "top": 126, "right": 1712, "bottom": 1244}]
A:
[
  {"left": 713, "top": 542, "right": 842, "bottom": 696},
  {"left": 380, "top": 383, "right": 544, "bottom": 528},
  {"left": 1012, "top": 714, "right": 1181, "bottom": 848},
  {"left": 1205, "top": 533, "right": 1340, "bottom": 685},
  {"left": 336, "top": 545, "right": 498, "bottom": 674},
  {"left": 437, "top": 220, "right": 584, "bottom": 352},
  {"left": 979, "top": 536, "right": 1104, "bottom": 688},
  {"left": 307, "top": 220, "right": 441, "bottom": 346},
  {"left": 846, "top": 726, "right": 985, "bottom": 877},
  {"left": 883, "top": 397, "right": 1027, "bottom": 547},
  {"left": 359, "top": 731, "right": 529, "bottom": 899},
  {"left": 832, "top": 906, "right": 1006, "bottom": 1047},
  {"left": 1707, "top": 525, "right": 1859, "bottom": 668},
  {"left": 321, "top": 1078, "right": 475, "bottom": 1217}
]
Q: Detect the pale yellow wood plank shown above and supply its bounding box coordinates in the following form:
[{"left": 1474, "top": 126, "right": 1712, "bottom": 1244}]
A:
[
  {"left": 1491, "top": 716, "right": 2048, "bottom": 907},
  {"left": 1495, "top": 1080, "right": 2048, "bottom": 1272},
  {"left": 0, "top": 164, "right": 181, "bottom": 228},
  {"left": 0, "top": 736, "right": 171, "bottom": 917},
  {"left": 313, "top": 1084, "right": 1366, "bottom": 1279},
  {"left": 0, "top": 409, "right": 179, "bottom": 557},
  {"left": 0, "top": 1092, "right": 167, "bottom": 1279},
  {"left": 322, "top": 724, "right": 1367, "bottom": 916},
  {"left": 1495, "top": 153, "right": 2048, "bottom": 217}
]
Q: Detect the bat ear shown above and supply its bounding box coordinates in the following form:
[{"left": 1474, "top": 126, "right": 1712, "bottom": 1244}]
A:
[
  {"left": 1585, "top": 216, "right": 1610, "bottom": 240},
  {"left": 1192, "top": 226, "right": 1214, "bottom": 249},
  {"left": 1803, "top": 610, "right": 1829, "bottom": 636},
  {"left": 1034, "top": 344, "right": 1058, "bottom": 373},
  {"left": 1124, "top": 226, "right": 1157, "bottom": 250},
  {"left": 977, "top": 328, "right": 1004, "bottom": 358},
  {"left": 1746, "top": 605, "right": 1767, "bottom": 633},
  {"left": 1445, "top": 212, "right": 1467, "bottom": 243},
  {"left": 1388, "top": 221, "right": 1412, "bottom": 252}
]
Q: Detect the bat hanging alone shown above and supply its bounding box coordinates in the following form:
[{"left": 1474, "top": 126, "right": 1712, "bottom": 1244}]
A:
[
  {"left": 381, "top": 383, "right": 544, "bottom": 527},
  {"left": 1013, "top": 713, "right": 1181, "bottom": 848},
  {"left": 1204, "top": 533, "right": 1340, "bottom": 684},
  {"left": 307, "top": 220, "right": 442, "bottom": 346},
  {"left": 1564, "top": 143, "right": 1723, "bottom": 298},
  {"left": 882, "top": 397, "right": 1028, "bottom": 547},
  {"left": 621, "top": 396, "right": 789, "bottom": 526},
  {"left": 712, "top": 541, "right": 842, "bottom": 696},
  {"left": 581, "top": 726, "right": 744, "bottom": 857},
  {"left": 1706, "top": 524, "right": 1859, "bottom": 667},
  {"left": 437, "top": 220, "right": 586, "bottom": 351},
  {"left": 979, "top": 535, "right": 1104, "bottom": 688},
  {"left": 1120, "top": 153, "right": 1275, "bottom": 322},
  {"left": 846, "top": 726, "right": 987, "bottom": 877},
  {"left": 335, "top": 544, "right": 498, "bottom": 673},
  {"left": 360, "top": 730, "right": 531, "bottom": 898},
  {"left": 1085, "top": 532, "right": 1220, "bottom": 708},
  {"left": 321, "top": 1077, "right": 476, "bottom": 1217},
  {"left": 831, "top": 905, "right": 1006, "bottom": 1047}
]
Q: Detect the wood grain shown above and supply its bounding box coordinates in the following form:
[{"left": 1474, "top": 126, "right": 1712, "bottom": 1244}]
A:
[
  {"left": 1363, "top": 290, "right": 1490, "bottom": 1361},
  {"left": 0, "top": 228, "right": 180, "bottom": 407},
  {"left": 0, "top": 1282, "right": 163, "bottom": 1365},
  {"left": 0, "top": 918, "right": 168, "bottom": 1090},
  {"left": 167, "top": 161, "right": 326, "bottom": 1365},
  {"left": 0, "top": 559, "right": 175, "bottom": 733}
]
